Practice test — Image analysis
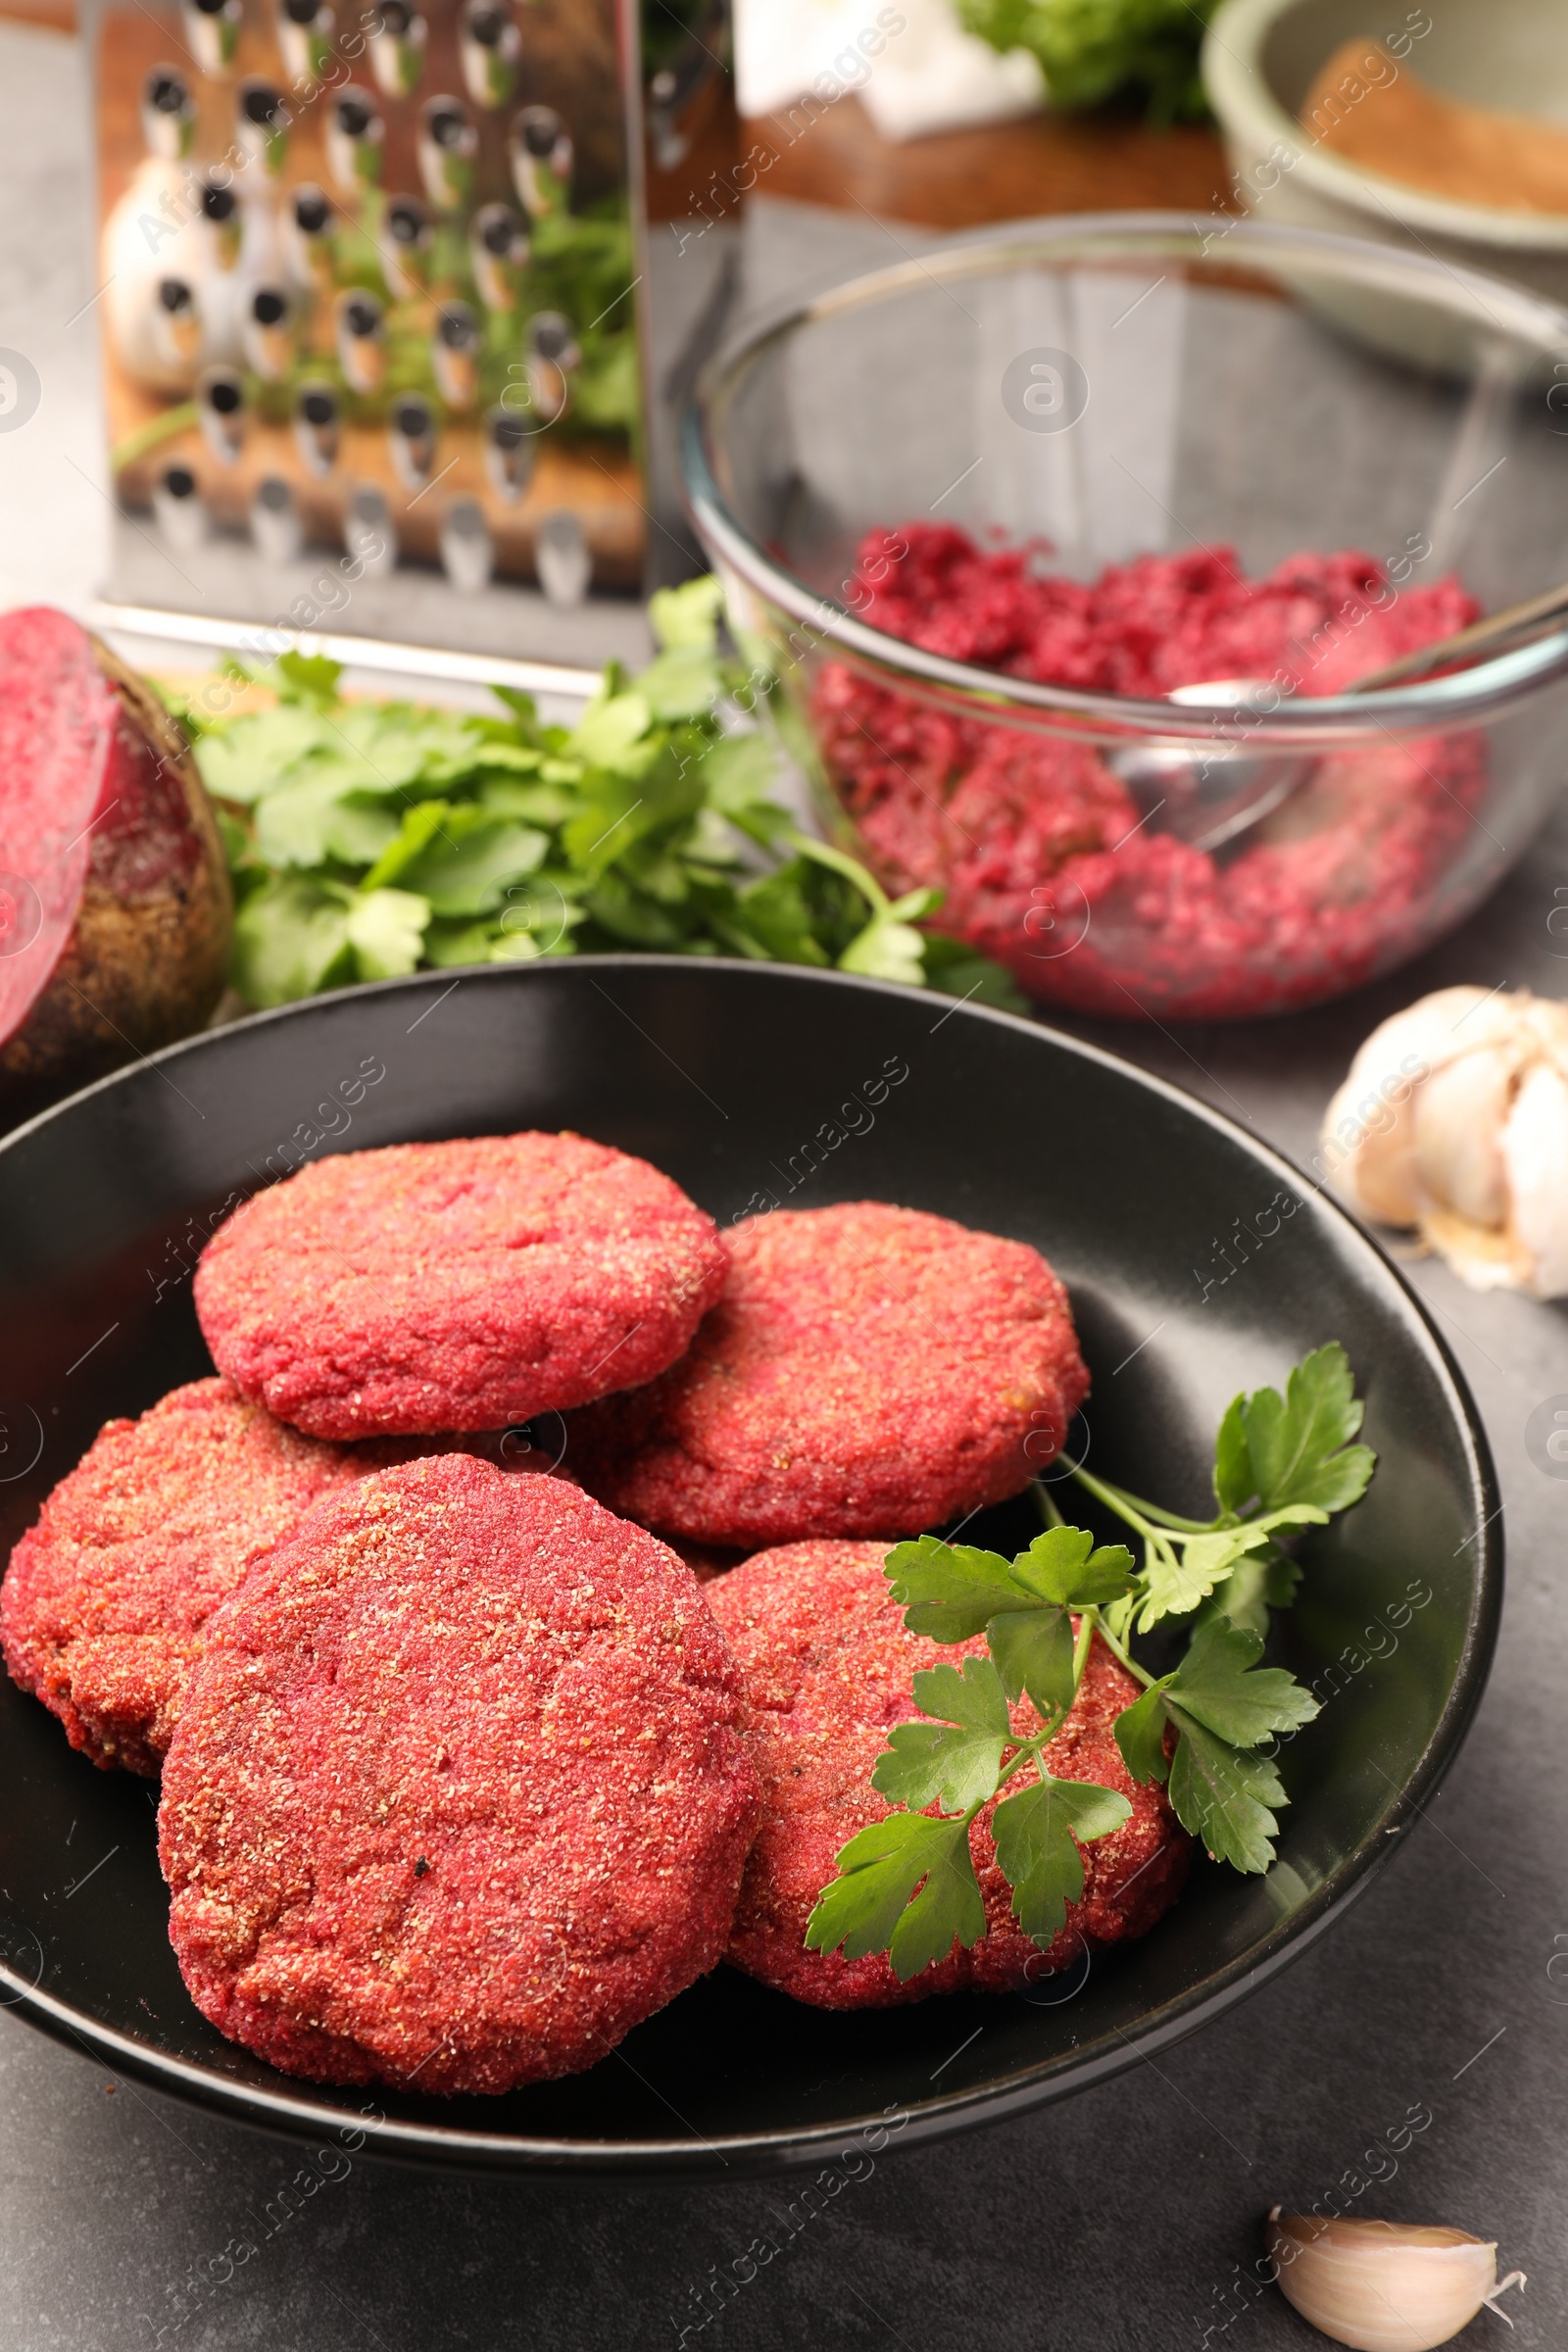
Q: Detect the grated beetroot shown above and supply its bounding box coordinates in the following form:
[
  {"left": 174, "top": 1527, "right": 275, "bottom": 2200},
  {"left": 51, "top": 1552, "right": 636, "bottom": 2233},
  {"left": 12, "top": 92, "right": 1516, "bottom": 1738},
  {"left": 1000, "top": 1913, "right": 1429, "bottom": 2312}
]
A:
[{"left": 812, "top": 528, "right": 1485, "bottom": 1019}]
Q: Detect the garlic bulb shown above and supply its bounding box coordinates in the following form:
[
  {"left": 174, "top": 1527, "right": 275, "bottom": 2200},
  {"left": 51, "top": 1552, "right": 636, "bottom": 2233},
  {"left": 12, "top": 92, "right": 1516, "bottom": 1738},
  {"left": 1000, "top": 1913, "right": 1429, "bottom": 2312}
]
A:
[
  {"left": 1267, "top": 2212, "right": 1524, "bottom": 2351},
  {"left": 1321, "top": 986, "right": 1568, "bottom": 1298}
]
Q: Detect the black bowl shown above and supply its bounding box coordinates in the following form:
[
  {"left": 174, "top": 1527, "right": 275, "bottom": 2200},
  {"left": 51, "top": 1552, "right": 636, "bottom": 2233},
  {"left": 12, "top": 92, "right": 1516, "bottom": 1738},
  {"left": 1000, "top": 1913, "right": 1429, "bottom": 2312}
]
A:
[{"left": 0, "top": 960, "right": 1498, "bottom": 2176}]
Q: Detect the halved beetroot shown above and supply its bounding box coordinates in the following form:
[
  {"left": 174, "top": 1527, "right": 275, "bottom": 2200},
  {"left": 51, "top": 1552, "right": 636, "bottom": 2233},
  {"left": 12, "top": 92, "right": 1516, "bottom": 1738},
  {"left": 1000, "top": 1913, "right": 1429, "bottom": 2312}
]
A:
[{"left": 0, "top": 611, "right": 231, "bottom": 1114}]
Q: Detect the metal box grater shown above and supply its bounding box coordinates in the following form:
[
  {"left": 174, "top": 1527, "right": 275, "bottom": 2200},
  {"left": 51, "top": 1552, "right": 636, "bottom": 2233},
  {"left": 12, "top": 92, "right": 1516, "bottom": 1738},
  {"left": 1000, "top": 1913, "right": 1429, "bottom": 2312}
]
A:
[{"left": 82, "top": 0, "right": 737, "bottom": 675}]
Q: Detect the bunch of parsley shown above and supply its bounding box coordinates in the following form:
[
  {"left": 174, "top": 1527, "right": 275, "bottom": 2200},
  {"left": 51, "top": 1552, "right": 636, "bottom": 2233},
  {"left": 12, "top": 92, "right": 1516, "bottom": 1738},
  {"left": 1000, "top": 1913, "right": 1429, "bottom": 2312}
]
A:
[
  {"left": 958, "top": 0, "right": 1219, "bottom": 122},
  {"left": 809, "top": 1346, "right": 1374, "bottom": 1977},
  {"left": 176, "top": 577, "right": 1020, "bottom": 1013}
]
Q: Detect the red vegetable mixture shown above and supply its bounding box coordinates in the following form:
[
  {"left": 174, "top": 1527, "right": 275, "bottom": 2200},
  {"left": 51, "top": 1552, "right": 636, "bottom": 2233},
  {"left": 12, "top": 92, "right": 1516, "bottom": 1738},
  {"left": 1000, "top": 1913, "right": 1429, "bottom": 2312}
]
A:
[{"left": 812, "top": 526, "right": 1483, "bottom": 1018}]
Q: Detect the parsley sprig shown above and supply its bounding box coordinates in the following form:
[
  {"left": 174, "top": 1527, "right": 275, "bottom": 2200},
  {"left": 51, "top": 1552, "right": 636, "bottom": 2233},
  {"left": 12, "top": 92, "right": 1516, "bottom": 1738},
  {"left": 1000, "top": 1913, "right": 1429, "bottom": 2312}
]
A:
[
  {"left": 1071, "top": 1341, "right": 1377, "bottom": 1637},
  {"left": 807, "top": 1346, "right": 1375, "bottom": 1977},
  {"left": 170, "top": 578, "right": 1021, "bottom": 1014}
]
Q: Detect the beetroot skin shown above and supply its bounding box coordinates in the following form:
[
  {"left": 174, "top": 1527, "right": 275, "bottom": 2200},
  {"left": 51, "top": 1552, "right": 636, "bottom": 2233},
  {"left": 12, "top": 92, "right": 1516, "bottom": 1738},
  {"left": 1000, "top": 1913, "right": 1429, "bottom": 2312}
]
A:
[{"left": 0, "top": 610, "right": 230, "bottom": 1107}]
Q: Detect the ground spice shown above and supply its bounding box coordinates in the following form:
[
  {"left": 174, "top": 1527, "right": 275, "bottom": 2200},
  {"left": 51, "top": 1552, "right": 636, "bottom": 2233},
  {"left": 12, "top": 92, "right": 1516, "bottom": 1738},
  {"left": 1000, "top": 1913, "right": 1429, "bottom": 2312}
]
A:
[
  {"left": 812, "top": 526, "right": 1483, "bottom": 1018},
  {"left": 1303, "top": 37, "right": 1568, "bottom": 218}
]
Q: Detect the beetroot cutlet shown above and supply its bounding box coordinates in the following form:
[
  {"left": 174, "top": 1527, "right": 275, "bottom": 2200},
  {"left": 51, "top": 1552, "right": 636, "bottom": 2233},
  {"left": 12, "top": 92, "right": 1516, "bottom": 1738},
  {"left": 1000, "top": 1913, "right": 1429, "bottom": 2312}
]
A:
[
  {"left": 564, "top": 1201, "right": 1090, "bottom": 1544},
  {"left": 0, "top": 1378, "right": 375, "bottom": 1775},
  {"left": 706, "top": 1541, "right": 1188, "bottom": 2008},
  {"left": 193, "top": 1130, "right": 725, "bottom": 1439},
  {"left": 158, "top": 1453, "right": 762, "bottom": 2095}
]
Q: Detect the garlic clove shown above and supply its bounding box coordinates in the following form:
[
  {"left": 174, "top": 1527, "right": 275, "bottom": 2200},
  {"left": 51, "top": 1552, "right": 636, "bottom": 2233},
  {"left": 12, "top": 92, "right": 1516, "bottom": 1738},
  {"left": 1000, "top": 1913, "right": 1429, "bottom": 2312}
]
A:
[
  {"left": 1411, "top": 1044, "right": 1517, "bottom": 1228},
  {"left": 1417, "top": 1203, "right": 1533, "bottom": 1293},
  {"left": 1322, "top": 985, "right": 1568, "bottom": 1298},
  {"left": 1520, "top": 992, "right": 1568, "bottom": 1081},
  {"left": 1320, "top": 989, "right": 1511, "bottom": 1226},
  {"left": 1346, "top": 988, "right": 1521, "bottom": 1092},
  {"left": 1322, "top": 1066, "right": 1423, "bottom": 1225},
  {"left": 1267, "top": 2212, "right": 1522, "bottom": 2351},
  {"left": 1501, "top": 1057, "right": 1568, "bottom": 1299}
]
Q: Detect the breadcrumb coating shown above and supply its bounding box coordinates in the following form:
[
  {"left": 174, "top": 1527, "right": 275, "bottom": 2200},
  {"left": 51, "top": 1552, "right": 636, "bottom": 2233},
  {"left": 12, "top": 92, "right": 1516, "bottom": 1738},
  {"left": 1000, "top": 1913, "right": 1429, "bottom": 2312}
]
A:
[
  {"left": 194, "top": 1130, "right": 725, "bottom": 1439},
  {"left": 0, "top": 1378, "right": 371, "bottom": 1773},
  {"left": 159, "top": 1455, "right": 761, "bottom": 2093},
  {"left": 564, "top": 1202, "right": 1089, "bottom": 1544}
]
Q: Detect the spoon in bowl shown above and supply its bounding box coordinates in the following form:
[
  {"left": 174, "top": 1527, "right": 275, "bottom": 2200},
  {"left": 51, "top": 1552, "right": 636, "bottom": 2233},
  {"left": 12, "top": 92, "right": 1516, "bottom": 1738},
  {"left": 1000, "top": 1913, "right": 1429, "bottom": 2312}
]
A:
[
  {"left": 1109, "top": 572, "right": 1568, "bottom": 854},
  {"left": 1107, "top": 680, "right": 1315, "bottom": 855}
]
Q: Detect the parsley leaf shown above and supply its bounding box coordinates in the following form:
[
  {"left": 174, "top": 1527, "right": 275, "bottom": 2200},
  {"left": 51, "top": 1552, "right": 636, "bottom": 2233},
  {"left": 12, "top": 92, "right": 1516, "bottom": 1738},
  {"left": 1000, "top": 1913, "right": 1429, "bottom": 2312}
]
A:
[
  {"left": 231, "top": 876, "right": 353, "bottom": 1006},
  {"left": 884, "top": 1528, "right": 1136, "bottom": 1646},
  {"left": 1013, "top": 1546, "right": 1127, "bottom": 1710},
  {"left": 1212, "top": 1394, "right": 1252, "bottom": 1520},
  {"left": 1010, "top": 1527, "right": 1137, "bottom": 1607},
  {"left": 805, "top": 1812, "right": 986, "bottom": 1978},
  {"left": 1196, "top": 1546, "right": 1301, "bottom": 1641},
  {"left": 254, "top": 775, "right": 395, "bottom": 869},
  {"left": 362, "top": 801, "right": 457, "bottom": 890},
  {"left": 703, "top": 734, "right": 790, "bottom": 843},
  {"left": 728, "top": 868, "right": 832, "bottom": 965},
  {"left": 988, "top": 1605, "right": 1076, "bottom": 1717},
  {"left": 872, "top": 1657, "right": 1010, "bottom": 1814},
  {"left": 344, "top": 888, "right": 430, "bottom": 982},
  {"left": 637, "top": 645, "right": 728, "bottom": 721},
  {"left": 993, "top": 1773, "right": 1132, "bottom": 1945},
  {"left": 919, "top": 930, "right": 1028, "bottom": 1012},
  {"left": 885, "top": 1528, "right": 1137, "bottom": 1715},
  {"left": 394, "top": 814, "right": 550, "bottom": 918},
  {"left": 273, "top": 650, "right": 342, "bottom": 707},
  {"left": 1166, "top": 1618, "right": 1321, "bottom": 1745},
  {"left": 1166, "top": 1723, "right": 1290, "bottom": 1875},
  {"left": 817, "top": 1518, "right": 1154, "bottom": 1970},
  {"left": 811, "top": 1346, "right": 1376, "bottom": 1966},
  {"left": 647, "top": 573, "right": 724, "bottom": 651},
  {"left": 958, "top": 0, "right": 1213, "bottom": 122},
  {"left": 839, "top": 889, "right": 942, "bottom": 987},
  {"left": 1112, "top": 1680, "right": 1173, "bottom": 1787},
  {"left": 1117, "top": 1673, "right": 1298, "bottom": 1873},
  {"left": 195, "top": 706, "right": 327, "bottom": 805},
  {"left": 1133, "top": 1526, "right": 1266, "bottom": 1630},
  {"left": 1133, "top": 1507, "right": 1324, "bottom": 1632},
  {"left": 1112, "top": 1621, "right": 1319, "bottom": 1870},
  {"left": 782, "top": 838, "right": 943, "bottom": 988},
  {"left": 1213, "top": 1344, "right": 1376, "bottom": 1519},
  {"left": 490, "top": 685, "right": 540, "bottom": 733},
  {"left": 567, "top": 689, "right": 653, "bottom": 772},
  {"left": 1114, "top": 1619, "right": 1319, "bottom": 1777},
  {"left": 887, "top": 1822, "right": 990, "bottom": 1980},
  {"left": 883, "top": 1537, "right": 1023, "bottom": 1642}
]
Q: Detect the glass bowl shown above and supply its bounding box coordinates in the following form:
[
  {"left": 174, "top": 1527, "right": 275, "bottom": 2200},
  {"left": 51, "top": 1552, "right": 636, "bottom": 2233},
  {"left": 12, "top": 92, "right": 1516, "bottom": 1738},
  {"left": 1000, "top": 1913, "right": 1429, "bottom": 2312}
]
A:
[{"left": 682, "top": 215, "right": 1568, "bottom": 1020}]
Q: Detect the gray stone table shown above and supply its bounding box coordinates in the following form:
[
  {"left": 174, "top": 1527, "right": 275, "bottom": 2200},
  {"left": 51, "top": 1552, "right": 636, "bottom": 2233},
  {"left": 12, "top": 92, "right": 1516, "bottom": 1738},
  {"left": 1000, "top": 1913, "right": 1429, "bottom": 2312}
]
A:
[{"left": 2, "top": 17, "right": 1567, "bottom": 2345}]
